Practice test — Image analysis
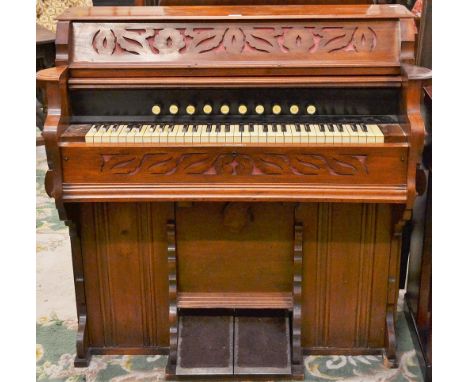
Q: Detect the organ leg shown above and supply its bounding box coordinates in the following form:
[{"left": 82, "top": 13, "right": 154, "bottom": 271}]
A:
[
  {"left": 383, "top": 306, "right": 397, "bottom": 368},
  {"left": 65, "top": 206, "right": 91, "bottom": 367}
]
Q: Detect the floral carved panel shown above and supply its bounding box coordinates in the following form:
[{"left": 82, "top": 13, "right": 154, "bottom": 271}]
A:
[
  {"left": 72, "top": 21, "right": 398, "bottom": 65},
  {"left": 99, "top": 152, "right": 369, "bottom": 178}
]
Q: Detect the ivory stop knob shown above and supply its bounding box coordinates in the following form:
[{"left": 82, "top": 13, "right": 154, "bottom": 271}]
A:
[
  {"left": 186, "top": 105, "right": 196, "bottom": 115},
  {"left": 272, "top": 104, "right": 282, "bottom": 115},
  {"left": 307, "top": 104, "right": 317, "bottom": 115},
  {"left": 238, "top": 104, "right": 248, "bottom": 115},
  {"left": 289, "top": 104, "right": 299, "bottom": 115},
  {"left": 169, "top": 104, "right": 179, "bottom": 115},
  {"left": 151, "top": 105, "right": 161, "bottom": 115},
  {"left": 220, "top": 104, "right": 230, "bottom": 115},
  {"left": 255, "top": 105, "right": 265, "bottom": 115},
  {"left": 203, "top": 104, "right": 213, "bottom": 114}
]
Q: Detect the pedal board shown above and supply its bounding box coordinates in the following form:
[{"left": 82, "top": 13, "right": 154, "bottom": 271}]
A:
[{"left": 176, "top": 309, "right": 291, "bottom": 377}]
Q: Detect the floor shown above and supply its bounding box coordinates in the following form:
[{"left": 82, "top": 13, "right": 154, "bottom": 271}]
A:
[{"left": 36, "top": 144, "right": 424, "bottom": 382}]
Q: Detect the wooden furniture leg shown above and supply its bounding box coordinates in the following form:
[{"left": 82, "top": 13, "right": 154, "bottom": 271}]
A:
[{"left": 66, "top": 208, "right": 91, "bottom": 367}]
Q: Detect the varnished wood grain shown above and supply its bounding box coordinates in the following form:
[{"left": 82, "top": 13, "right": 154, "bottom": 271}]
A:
[{"left": 58, "top": 5, "right": 414, "bottom": 21}]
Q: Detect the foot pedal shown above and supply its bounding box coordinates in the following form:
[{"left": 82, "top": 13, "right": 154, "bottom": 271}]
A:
[
  {"left": 176, "top": 313, "right": 233, "bottom": 375},
  {"left": 234, "top": 312, "right": 291, "bottom": 375}
]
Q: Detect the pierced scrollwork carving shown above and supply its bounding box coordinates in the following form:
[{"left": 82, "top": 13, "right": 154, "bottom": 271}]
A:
[
  {"left": 92, "top": 24, "right": 377, "bottom": 57},
  {"left": 100, "top": 152, "right": 369, "bottom": 177}
]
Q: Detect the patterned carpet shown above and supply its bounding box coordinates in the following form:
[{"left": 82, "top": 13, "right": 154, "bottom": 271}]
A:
[{"left": 36, "top": 144, "right": 423, "bottom": 381}]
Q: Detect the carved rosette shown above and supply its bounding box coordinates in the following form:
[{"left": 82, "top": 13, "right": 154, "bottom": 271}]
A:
[
  {"left": 92, "top": 25, "right": 377, "bottom": 57},
  {"left": 100, "top": 152, "right": 369, "bottom": 177}
]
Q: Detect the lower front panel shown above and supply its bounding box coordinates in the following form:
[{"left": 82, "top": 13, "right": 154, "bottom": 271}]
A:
[{"left": 79, "top": 202, "right": 394, "bottom": 352}]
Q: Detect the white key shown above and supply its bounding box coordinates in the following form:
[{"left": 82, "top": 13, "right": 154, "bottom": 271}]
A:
[
  {"left": 233, "top": 124, "right": 242, "bottom": 143},
  {"left": 355, "top": 124, "right": 367, "bottom": 143},
  {"left": 299, "top": 124, "right": 309, "bottom": 143},
  {"left": 344, "top": 124, "right": 359, "bottom": 143},
  {"left": 337, "top": 124, "right": 351, "bottom": 143},
  {"left": 217, "top": 124, "right": 226, "bottom": 143},
  {"left": 200, "top": 125, "right": 210, "bottom": 143},
  {"left": 282, "top": 125, "right": 293, "bottom": 143},
  {"left": 126, "top": 125, "right": 139, "bottom": 143},
  {"left": 289, "top": 124, "right": 300, "bottom": 143},
  {"left": 225, "top": 125, "right": 235, "bottom": 143},
  {"left": 242, "top": 124, "right": 251, "bottom": 143},
  {"left": 85, "top": 124, "right": 99, "bottom": 143},
  {"left": 192, "top": 125, "right": 203, "bottom": 143},
  {"left": 258, "top": 124, "right": 268, "bottom": 143},
  {"left": 322, "top": 124, "right": 334, "bottom": 144},
  {"left": 250, "top": 124, "right": 259, "bottom": 143},
  {"left": 110, "top": 125, "right": 125, "bottom": 143},
  {"left": 367, "top": 124, "right": 384, "bottom": 143},
  {"left": 267, "top": 125, "right": 276, "bottom": 143},
  {"left": 167, "top": 125, "right": 180, "bottom": 143},
  {"left": 117, "top": 125, "right": 131, "bottom": 143},
  {"left": 159, "top": 125, "right": 170, "bottom": 143},
  {"left": 143, "top": 125, "right": 154, "bottom": 143},
  {"left": 150, "top": 125, "right": 161, "bottom": 143},
  {"left": 313, "top": 124, "right": 326, "bottom": 143},
  {"left": 331, "top": 124, "right": 343, "bottom": 144},
  {"left": 274, "top": 124, "right": 284, "bottom": 143},
  {"left": 93, "top": 125, "right": 107, "bottom": 143},
  {"left": 359, "top": 124, "right": 374, "bottom": 143},
  {"left": 209, "top": 124, "right": 218, "bottom": 143},
  {"left": 135, "top": 125, "right": 148, "bottom": 143},
  {"left": 102, "top": 124, "right": 116, "bottom": 143},
  {"left": 183, "top": 125, "right": 193, "bottom": 144},
  {"left": 305, "top": 124, "right": 316, "bottom": 143},
  {"left": 176, "top": 125, "right": 186, "bottom": 143}
]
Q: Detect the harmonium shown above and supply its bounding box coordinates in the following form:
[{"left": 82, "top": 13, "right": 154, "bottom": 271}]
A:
[{"left": 37, "top": 4, "right": 431, "bottom": 380}]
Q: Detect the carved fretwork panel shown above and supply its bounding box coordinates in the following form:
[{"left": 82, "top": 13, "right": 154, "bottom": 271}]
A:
[
  {"left": 61, "top": 146, "right": 407, "bottom": 186},
  {"left": 71, "top": 21, "right": 399, "bottom": 67}
]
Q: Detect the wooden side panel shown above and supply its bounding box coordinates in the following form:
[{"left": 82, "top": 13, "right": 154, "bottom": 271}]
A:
[
  {"left": 298, "top": 203, "right": 393, "bottom": 349},
  {"left": 80, "top": 202, "right": 174, "bottom": 348},
  {"left": 176, "top": 203, "right": 294, "bottom": 293},
  {"left": 326, "top": 204, "right": 364, "bottom": 347},
  {"left": 367, "top": 204, "right": 392, "bottom": 347}
]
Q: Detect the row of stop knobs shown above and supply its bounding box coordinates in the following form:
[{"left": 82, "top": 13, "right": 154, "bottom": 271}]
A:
[{"left": 151, "top": 103, "right": 317, "bottom": 116}]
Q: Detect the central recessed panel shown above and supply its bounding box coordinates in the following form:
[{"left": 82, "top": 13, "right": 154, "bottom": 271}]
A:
[{"left": 176, "top": 203, "right": 294, "bottom": 293}]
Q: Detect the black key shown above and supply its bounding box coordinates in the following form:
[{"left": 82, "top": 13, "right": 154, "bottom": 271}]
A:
[
  {"left": 193, "top": 125, "right": 198, "bottom": 133},
  {"left": 216, "top": 125, "right": 222, "bottom": 133},
  {"left": 281, "top": 125, "right": 287, "bottom": 133},
  {"left": 182, "top": 125, "right": 189, "bottom": 133},
  {"left": 305, "top": 125, "right": 311, "bottom": 132},
  {"left": 336, "top": 124, "right": 344, "bottom": 133},
  {"left": 295, "top": 125, "right": 301, "bottom": 132},
  {"left": 272, "top": 125, "right": 278, "bottom": 133},
  {"left": 319, "top": 124, "right": 326, "bottom": 132},
  {"left": 360, "top": 124, "right": 368, "bottom": 132},
  {"left": 351, "top": 124, "right": 358, "bottom": 132},
  {"left": 225, "top": 125, "right": 231, "bottom": 133},
  {"left": 206, "top": 125, "right": 212, "bottom": 133},
  {"left": 249, "top": 125, "right": 254, "bottom": 133},
  {"left": 263, "top": 125, "right": 268, "bottom": 133},
  {"left": 239, "top": 125, "right": 245, "bottom": 133},
  {"left": 326, "top": 124, "right": 334, "bottom": 132}
]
